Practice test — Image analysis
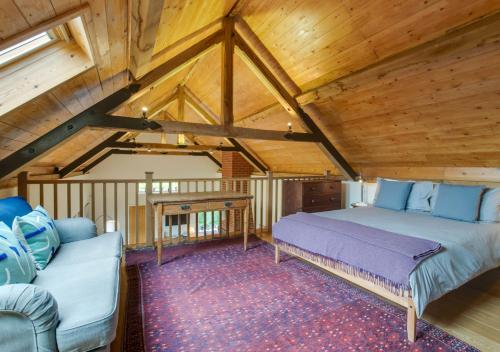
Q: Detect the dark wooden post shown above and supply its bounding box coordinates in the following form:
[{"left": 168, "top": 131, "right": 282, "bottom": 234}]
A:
[{"left": 17, "top": 171, "right": 29, "bottom": 200}]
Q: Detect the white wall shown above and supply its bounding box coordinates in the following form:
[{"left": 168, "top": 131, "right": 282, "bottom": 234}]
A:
[
  {"left": 342, "top": 181, "right": 378, "bottom": 207},
  {"left": 75, "top": 154, "right": 220, "bottom": 180}
]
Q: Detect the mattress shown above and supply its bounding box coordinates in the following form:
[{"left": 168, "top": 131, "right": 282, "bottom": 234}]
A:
[{"left": 313, "top": 207, "right": 500, "bottom": 317}]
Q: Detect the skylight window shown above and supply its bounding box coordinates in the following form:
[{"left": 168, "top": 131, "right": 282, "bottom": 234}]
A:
[{"left": 0, "top": 32, "right": 53, "bottom": 67}]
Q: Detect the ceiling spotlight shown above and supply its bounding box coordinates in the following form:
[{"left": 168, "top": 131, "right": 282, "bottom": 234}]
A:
[
  {"left": 141, "top": 107, "right": 148, "bottom": 118},
  {"left": 287, "top": 122, "right": 293, "bottom": 133},
  {"left": 147, "top": 148, "right": 151, "bottom": 153}
]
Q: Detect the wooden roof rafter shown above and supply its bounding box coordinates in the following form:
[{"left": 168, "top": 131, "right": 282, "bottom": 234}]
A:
[{"left": 232, "top": 16, "right": 358, "bottom": 180}]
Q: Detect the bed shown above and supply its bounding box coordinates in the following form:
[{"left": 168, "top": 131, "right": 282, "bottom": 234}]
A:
[{"left": 273, "top": 206, "right": 500, "bottom": 342}]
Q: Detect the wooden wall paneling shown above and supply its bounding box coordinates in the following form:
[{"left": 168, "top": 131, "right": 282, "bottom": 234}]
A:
[
  {"left": 13, "top": 0, "right": 56, "bottom": 26},
  {"left": 0, "top": 42, "right": 94, "bottom": 116},
  {"left": 0, "top": 0, "right": 30, "bottom": 39},
  {"left": 105, "top": 0, "right": 129, "bottom": 90},
  {"left": 49, "top": 0, "right": 82, "bottom": 14},
  {"left": 153, "top": 0, "right": 236, "bottom": 54},
  {"left": 84, "top": 0, "right": 115, "bottom": 96}
]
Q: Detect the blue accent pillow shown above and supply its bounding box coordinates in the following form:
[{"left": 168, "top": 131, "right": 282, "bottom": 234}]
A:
[
  {"left": 374, "top": 179, "right": 414, "bottom": 211},
  {"left": 12, "top": 206, "right": 61, "bottom": 270},
  {"left": 0, "top": 196, "right": 33, "bottom": 227},
  {"left": 431, "top": 184, "right": 485, "bottom": 222},
  {"left": 406, "top": 182, "right": 434, "bottom": 212},
  {"left": 0, "top": 222, "right": 37, "bottom": 285},
  {"left": 479, "top": 188, "right": 500, "bottom": 223}
]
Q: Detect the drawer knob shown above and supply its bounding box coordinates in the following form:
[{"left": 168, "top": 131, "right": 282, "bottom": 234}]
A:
[
  {"left": 330, "top": 197, "right": 336, "bottom": 201},
  {"left": 224, "top": 201, "right": 233, "bottom": 207},
  {"left": 310, "top": 187, "right": 316, "bottom": 191},
  {"left": 180, "top": 204, "right": 191, "bottom": 211},
  {"left": 311, "top": 199, "right": 316, "bottom": 203}
]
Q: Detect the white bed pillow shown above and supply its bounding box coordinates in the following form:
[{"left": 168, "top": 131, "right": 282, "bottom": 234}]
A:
[
  {"left": 479, "top": 188, "right": 500, "bottom": 223},
  {"left": 406, "top": 182, "right": 434, "bottom": 212}
]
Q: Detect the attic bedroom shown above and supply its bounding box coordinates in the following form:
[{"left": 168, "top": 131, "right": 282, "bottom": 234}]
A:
[{"left": 0, "top": 1, "right": 499, "bottom": 351}]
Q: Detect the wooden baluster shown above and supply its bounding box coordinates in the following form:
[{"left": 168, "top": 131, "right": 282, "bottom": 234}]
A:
[
  {"left": 253, "top": 179, "right": 257, "bottom": 234},
  {"left": 79, "top": 183, "right": 83, "bottom": 217},
  {"left": 177, "top": 214, "right": 181, "bottom": 244},
  {"left": 124, "top": 182, "right": 128, "bottom": 246},
  {"left": 91, "top": 183, "right": 95, "bottom": 222},
  {"left": 267, "top": 172, "right": 273, "bottom": 233},
  {"left": 195, "top": 212, "right": 199, "bottom": 241},
  {"left": 166, "top": 215, "right": 171, "bottom": 245},
  {"left": 67, "top": 183, "right": 71, "bottom": 218},
  {"left": 39, "top": 184, "right": 44, "bottom": 207},
  {"left": 211, "top": 211, "right": 215, "bottom": 240},
  {"left": 204, "top": 211, "right": 207, "bottom": 239},
  {"left": 187, "top": 212, "right": 191, "bottom": 242},
  {"left": 103, "top": 183, "right": 107, "bottom": 232},
  {"left": 54, "top": 184, "right": 58, "bottom": 219},
  {"left": 260, "top": 179, "right": 264, "bottom": 233},
  {"left": 113, "top": 182, "right": 117, "bottom": 231},
  {"left": 135, "top": 183, "right": 139, "bottom": 247}
]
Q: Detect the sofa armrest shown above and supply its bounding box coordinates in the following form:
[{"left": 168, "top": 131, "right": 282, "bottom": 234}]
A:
[
  {"left": 0, "top": 284, "right": 59, "bottom": 352},
  {"left": 54, "top": 217, "right": 97, "bottom": 244}
]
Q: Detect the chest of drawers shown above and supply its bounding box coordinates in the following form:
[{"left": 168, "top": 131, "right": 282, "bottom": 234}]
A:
[{"left": 282, "top": 179, "right": 342, "bottom": 216}]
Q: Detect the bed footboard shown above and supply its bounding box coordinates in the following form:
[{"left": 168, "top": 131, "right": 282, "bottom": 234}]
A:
[{"left": 274, "top": 241, "right": 417, "bottom": 342}]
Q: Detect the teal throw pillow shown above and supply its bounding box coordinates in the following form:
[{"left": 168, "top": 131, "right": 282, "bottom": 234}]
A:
[
  {"left": 13, "top": 206, "right": 61, "bottom": 270},
  {"left": 0, "top": 222, "right": 37, "bottom": 285}
]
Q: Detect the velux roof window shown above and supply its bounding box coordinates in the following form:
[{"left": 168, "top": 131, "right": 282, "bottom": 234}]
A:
[{"left": 0, "top": 32, "right": 54, "bottom": 67}]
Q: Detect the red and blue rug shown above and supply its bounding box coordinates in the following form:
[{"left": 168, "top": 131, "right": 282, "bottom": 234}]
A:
[{"left": 124, "top": 238, "right": 477, "bottom": 352}]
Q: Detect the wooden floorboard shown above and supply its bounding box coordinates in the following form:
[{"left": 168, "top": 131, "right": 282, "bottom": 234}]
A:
[{"left": 257, "top": 231, "right": 500, "bottom": 352}]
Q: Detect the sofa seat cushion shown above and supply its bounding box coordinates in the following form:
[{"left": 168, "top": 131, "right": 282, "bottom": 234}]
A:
[
  {"left": 33, "top": 257, "right": 120, "bottom": 352},
  {"left": 48, "top": 232, "right": 122, "bottom": 268}
]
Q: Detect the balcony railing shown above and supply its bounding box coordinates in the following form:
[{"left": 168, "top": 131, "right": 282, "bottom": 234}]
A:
[{"left": 19, "top": 172, "right": 327, "bottom": 248}]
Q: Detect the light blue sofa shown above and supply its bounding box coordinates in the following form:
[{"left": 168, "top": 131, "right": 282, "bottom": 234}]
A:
[{"left": 0, "top": 217, "right": 123, "bottom": 352}]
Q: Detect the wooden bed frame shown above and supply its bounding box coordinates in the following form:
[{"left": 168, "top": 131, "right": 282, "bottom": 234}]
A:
[{"left": 274, "top": 242, "right": 417, "bottom": 342}]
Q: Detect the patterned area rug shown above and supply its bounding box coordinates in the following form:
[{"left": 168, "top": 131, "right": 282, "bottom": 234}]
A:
[{"left": 124, "top": 238, "right": 477, "bottom": 352}]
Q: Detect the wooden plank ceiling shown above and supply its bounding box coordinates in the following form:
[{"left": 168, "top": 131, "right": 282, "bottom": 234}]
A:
[{"left": 0, "top": 0, "right": 499, "bottom": 181}]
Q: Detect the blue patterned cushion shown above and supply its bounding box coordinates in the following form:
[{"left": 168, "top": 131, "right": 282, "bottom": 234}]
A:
[
  {"left": 0, "top": 222, "right": 37, "bottom": 285},
  {"left": 13, "top": 206, "right": 61, "bottom": 270}
]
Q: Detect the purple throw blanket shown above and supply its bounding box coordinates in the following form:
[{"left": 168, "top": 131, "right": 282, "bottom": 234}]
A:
[{"left": 273, "top": 212, "right": 442, "bottom": 291}]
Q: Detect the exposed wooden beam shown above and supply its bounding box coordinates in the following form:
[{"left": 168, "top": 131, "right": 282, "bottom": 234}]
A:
[
  {"left": 221, "top": 17, "right": 235, "bottom": 128},
  {"left": 0, "top": 30, "right": 223, "bottom": 180},
  {"left": 129, "top": 0, "right": 165, "bottom": 78},
  {"left": 0, "top": 86, "right": 139, "bottom": 180},
  {"left": 96, "top": 115, "right": 319, "bottom": 142},
  {"left": 127, "top": 29, "right": 224, "bottom": 106},
  {"left": 82, "top": 149, "right": 133, "bottom": 173},
  {"left": 184, "top": 86, "right": 268, "bottom": 173},
  {"left": 58, "top": 132, "right": 127, "bottom": 178},
  {"left": 234, "top": 29, "right": 357, "bottom": 180},
  {"left": 110, "top": 142, "right": 239, "bottom": 152},
  {"left": 149, "top": 18, "right": 223, "bottom": 72}
]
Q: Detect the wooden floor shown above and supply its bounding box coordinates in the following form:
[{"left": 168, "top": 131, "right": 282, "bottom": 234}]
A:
[{"left": 257, "top": 232, "right": 500, "bottom": 352}]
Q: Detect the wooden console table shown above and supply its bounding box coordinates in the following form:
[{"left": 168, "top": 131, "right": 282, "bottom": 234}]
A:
[{"left": 149, "top": 192, "right": 253, "bottom": 265}]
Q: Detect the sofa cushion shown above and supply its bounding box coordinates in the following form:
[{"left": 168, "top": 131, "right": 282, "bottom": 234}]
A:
[
  {"left": 33, "top": 257, "right": 120, "bottom": 352},
  {"left": 54, "top": 218, "right": 98, "bottom": 244},
  {"left": 13, "top": 208, "right": 61, "bottom": 270},
  {"left": 0, "top": 196, "right": 32, "bottom": 228},
  {"left": 48, "top": 232, "right": 122, "bottom": 268},
  {"left": 0, "top": 222, "right": 37, "bottom": 285}
]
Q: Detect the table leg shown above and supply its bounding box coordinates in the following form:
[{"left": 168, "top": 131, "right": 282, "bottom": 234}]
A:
[
  {"left": 157, "top": 205, "right": 163, "bottom": 265},
  {"left": 243, "top": 202, "right": 249, "bottom": 251}
]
